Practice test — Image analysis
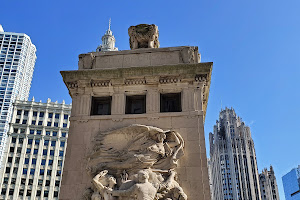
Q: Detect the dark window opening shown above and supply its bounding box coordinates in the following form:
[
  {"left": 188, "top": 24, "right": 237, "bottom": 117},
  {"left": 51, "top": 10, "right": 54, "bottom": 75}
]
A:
[
  {"left": 125, "top": 95, "right": 146, "bottom": 114},
  {"left": 160, "top": 93, "right": 182, "bottom": 112},
  {"left": 91, "top": 96, "right": 112, "bottom": 115}
]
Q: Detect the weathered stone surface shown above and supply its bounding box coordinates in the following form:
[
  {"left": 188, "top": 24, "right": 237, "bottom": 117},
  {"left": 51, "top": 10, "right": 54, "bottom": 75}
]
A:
[
  {"left": 78, "top": 46, "right": 201, "bottom": 70},
  {"left": 128, "top": 24, "right": 159, "bottom": 49},
  {"left": 60, "top": 45, "right": 212, "bottom": 200}
]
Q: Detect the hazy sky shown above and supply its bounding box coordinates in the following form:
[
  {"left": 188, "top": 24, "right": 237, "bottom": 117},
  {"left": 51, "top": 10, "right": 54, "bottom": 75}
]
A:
[{"left": 1, "top": 0, "right": 300, "bottom": 199}]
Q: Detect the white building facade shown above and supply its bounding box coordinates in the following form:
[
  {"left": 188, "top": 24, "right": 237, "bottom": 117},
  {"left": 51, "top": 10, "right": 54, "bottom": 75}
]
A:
[
  {"left": 0, "top": 26, "right": 37, "bottom": 166},
  {"left": 259, "top": 166, "right": 280, "bottom": 200},
  {"left": 209, "top": 108, "right": 261, "bottom": 200},
  {"left": 0, "top": 99, "right": 71, "bottom": 200}
]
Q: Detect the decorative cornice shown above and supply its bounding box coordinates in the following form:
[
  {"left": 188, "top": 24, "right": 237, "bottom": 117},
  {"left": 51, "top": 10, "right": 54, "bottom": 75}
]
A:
[
  {"left": 91, "top": 80, "right": 110, "bottom": 87},
  {"left": 159, "top": 76, "right": 180, "bottom": 84},
  {"left": 124, "top": 78, "right": 146, "bottom": 85}
]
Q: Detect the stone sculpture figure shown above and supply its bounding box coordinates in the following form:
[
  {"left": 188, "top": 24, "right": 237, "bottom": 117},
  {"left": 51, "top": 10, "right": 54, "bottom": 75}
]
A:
[
  {"left": 91, "top": 170, "right": 117, "bottom": 200},
  {"left": 110, "top": 170, "right": 157, "bottom": 200},
  {"left": 128, "top": 24, "right": 160, "bottom": 49},
  {"left": 85, "top": 125, "right": 187, "bottom": 200}
]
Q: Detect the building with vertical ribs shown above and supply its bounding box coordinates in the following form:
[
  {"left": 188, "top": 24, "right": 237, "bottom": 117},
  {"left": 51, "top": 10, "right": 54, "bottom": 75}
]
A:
[
  {"left": 0, "top": 99, "right": 71, "bottom": 200},
  {"left": 259, "top": 166, "right": 280, "bottom": 200},
  {"left": 209, "top": 108, "right": 261, "bottom": 200}
]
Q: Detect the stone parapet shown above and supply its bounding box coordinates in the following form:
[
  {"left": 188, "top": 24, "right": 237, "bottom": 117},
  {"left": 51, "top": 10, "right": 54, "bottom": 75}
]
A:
[{"left": 78, "top": 46, "right": 201, "bottom": 70}]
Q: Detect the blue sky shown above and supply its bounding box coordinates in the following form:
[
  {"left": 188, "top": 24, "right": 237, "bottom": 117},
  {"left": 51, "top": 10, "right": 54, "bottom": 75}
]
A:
[{"left": 1, "top": 0, "right": 300, "bottom": 199}]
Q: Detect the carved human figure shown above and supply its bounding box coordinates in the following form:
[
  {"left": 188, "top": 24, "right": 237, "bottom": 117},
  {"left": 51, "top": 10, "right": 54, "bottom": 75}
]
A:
[
  {"left": 110, "top": 170, "right": 157, "bottom": 200},
  {"left": 92, "top": 170, "right": 117, "bottom": 200}
]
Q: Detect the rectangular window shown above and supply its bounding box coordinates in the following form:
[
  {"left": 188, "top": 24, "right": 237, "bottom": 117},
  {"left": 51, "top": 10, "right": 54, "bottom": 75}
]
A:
[
  {"left": 44, "top": 140, "right": 49, "bottom": 145},
  {"left": 43, "top": 149, "right": 47, "bottom": 155},
  {"left": 48, "top": 113, "right": 53, "bottom": 118},
  {"left": 17, "top": 110, "right": 22, "bottom": 115},
  {"left": 49, "top": 160, "right": 53, "bottom": 165},
  {"left": 40, "top": 169, "right": 44, "bottom": 175},
  {"left": 39, "top": 112, "right": 44, "bottom": 117},
  {"left": 35, "top": 139, "right": 40, "bottom": 145},
  {"left": 64, "top": 114, "right": 69, "bottom": 119},
  {"left": 53, "top": 131, "right": 57, "bottom": 136},
  {"left": 59, "top": 150, "right": 64, "bottom": 157},
  {"left": 28, "top": 139, "right": 33, "bottom": 144},
  {"left": 125, "top": 95, "right": 146, "bottom": 114},
  {"left": 32, "top": 158, "right": 36, "bottom": 165},
  {"left": 62, "top": 132, "right": 67, "bottom": 137},
  {"left": 46, "top": 131, "right": 50, "bottom": 136},
  {"left": 91, "top": 96, "right": 112, "bottom": 115},
  {"left": 30, "top": 129, "right": 34, "bottom": 134},
  {"left": 24, "top": 110, "right": 29, "bottom": 116},
  {"left": 36, "top": 130, "right": 41, "bottom": 135},
  {"left": 47, "top": 170, "right": 51, "bottom": 176},
  {"left": 55, "top": 113, "right": 60, "bottom": 119},
  {"left": 63, "top": 123, "right": 68, "bottom": 127},
  {"left": 41, "top": 159, "right": 46, "bottom": 165},
  {"left": 25, "top": 158, "right": 29, "bottom": 164},
  {"left": 30, "top": 169, "right": 35, "bottom": 175},
  {"left": 26, "top": 148, "right": 31, "bottom": 153},
  {"left": 33, "top": 111, "right": 37, "bottom": 116},
  {"left": 12, "top": 137, "right": 16, "bottom": 143},
  {"left": 160, "top": 93, "right": 182, "bottom": 112},
  {"left": 8, "top": 157, "right": 12, "bottom": 162},
  {"left": 60, "top": 141, "right": 65, "bottom": 147},
  {"left": 5, "top": 167, "right": 10, "bottom": 173},
  {"left": 51, "top": 141, "right": 56, "bottom": 147},
  {"left": 50, "top": 150, "right": 54, "bottom": 156},
  {"left": 54, "top": 122, "right": 58, "bottom": 127},
  {"left": 38, "top": 121, "right": 43, "bottom": 125},
  {"left": 23, "top": 168, "right": 27, "bottom": 175},
  {"left": 33, "top": 149, "right": 38, "bottom": 154},
  {"left": 47, "top": 122, "right": 51, "bottom": 126}
]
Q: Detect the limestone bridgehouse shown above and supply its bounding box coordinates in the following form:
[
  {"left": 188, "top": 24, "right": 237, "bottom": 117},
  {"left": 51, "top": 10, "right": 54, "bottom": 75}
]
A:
[
  {"left": 60, "top": 24, "right": 213, "bottom": 200},
  {"left": 0, "top": 99, "right": 71, "bottom": 200}
]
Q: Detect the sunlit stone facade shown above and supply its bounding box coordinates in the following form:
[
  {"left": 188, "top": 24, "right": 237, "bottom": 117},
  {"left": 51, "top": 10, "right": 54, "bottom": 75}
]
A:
[{"left": 259, "top": 166, "right": 280, "bottom": 200}]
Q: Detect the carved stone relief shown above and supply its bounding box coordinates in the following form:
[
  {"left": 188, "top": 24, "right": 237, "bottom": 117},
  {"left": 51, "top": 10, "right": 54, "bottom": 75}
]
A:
[
  {"left": 128, "top": 24, "right": 160, "bottom": 50},
  {"left": 84, "top": 125, "right": 187, "bottom": 200}
]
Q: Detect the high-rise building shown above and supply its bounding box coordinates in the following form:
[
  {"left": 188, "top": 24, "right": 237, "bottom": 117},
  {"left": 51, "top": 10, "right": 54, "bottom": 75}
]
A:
[
  {"left": 0, "top": 99, "right": 71, "bottom": 200},
  {"left": 282, "top": 165, "right": 300, "bottom": 200},
  {"left": 209, "top": 107, "right": 261, "bottom": 200},
  {"left": 259, "top": 166, "right": 280, "bottom": 200},
  {"left": 0, "top": 26, "right": 37, "bottom": 166},
  {"left": 96, "top": 19, "right": 118, "bottom": 52}
]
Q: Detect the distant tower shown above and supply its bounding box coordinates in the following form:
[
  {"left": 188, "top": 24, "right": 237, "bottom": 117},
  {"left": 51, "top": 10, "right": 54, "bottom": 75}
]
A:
[
  {"left": 282, "top": 165, "right": 300, "bottom": 200},
  {"left": 259, "top": 166, "right": 280, "bottom": 200},
  {"left": 209, "top": 107, "right": 262, "bottom": 200},
  {"left": 0, "top": 26, "right": 37, "bottom": 168},
  {"left": 96, "top": 19, "right": 118, "bottom": 52}
]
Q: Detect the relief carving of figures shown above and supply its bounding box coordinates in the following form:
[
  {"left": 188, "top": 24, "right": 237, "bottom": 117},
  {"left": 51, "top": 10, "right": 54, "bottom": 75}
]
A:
[
  {"left": 84, "top": 125, "right": 187, "bottom": 200},
  {"left": 128, "top": 24, "right": 160, "bottom": 49}
]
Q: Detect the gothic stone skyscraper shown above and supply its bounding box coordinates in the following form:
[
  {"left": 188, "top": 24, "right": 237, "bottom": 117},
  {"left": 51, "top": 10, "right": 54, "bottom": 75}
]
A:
[
  {"left": 0, "top": 26, "right": 37, "bottom": 167},
  {"left": 259, "top": 166, "right": 280, "bottom": 200},
  {"left": 209, "top": 108, "right": 261, "bottom": 200}
]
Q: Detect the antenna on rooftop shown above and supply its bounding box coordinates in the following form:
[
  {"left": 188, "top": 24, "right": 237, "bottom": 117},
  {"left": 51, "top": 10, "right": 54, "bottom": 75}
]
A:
[{"left": 108, "top": 18, "right": 111, "bottom": 31}]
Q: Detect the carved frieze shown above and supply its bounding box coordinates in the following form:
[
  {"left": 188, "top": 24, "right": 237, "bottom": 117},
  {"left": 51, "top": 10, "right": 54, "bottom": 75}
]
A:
[
  {"left": 84, "top": 125, "right": 187, "bottom": 200},
  {"left": 159, "top": 76, "right": 180, "bottom": 84},
  {"left": 91, "top": 80, "right": 110, "bottom": 87},
  {"left": 124, "top": 78, "right": 146, "bottom": 85}
]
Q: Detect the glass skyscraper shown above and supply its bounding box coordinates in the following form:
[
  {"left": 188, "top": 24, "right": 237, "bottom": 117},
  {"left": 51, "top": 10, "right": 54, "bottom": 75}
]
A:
[
  {"left": 0, "top": 25, "right": 37, "bottom": 167},
  {"left": 282, "top": 165, "right": 300, "bottom": 200}
]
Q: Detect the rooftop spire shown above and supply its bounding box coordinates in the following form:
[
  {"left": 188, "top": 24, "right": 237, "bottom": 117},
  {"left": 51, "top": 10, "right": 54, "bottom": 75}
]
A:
[
  {"left": 108, "top": 18, "right": 111, "bottom": 31},
  {"left": 96, "top": 18, "right": 118, "bottom": 52}
]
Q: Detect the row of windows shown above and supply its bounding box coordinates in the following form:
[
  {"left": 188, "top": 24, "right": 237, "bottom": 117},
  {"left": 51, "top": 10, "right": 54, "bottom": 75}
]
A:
[
  {"left": 1, "top": 188, "right": 59, "bottom": 198},
  {"left": 92, "top": 93, "right": 182, "bottom": 115},
  {"left": 17, "top": 110, "right": 69, "bottom": 119},
  {"left": 12, "top": 129, "right": 67, "bottom": 137},
  {"left": 14, "top": 119, "right": 68, "bottom": 127}
]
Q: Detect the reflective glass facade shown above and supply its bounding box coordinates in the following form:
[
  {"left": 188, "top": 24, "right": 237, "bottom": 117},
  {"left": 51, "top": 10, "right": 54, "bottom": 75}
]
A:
[{"left": 282, "top": 166, "right": 300, "bottom": 200}]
